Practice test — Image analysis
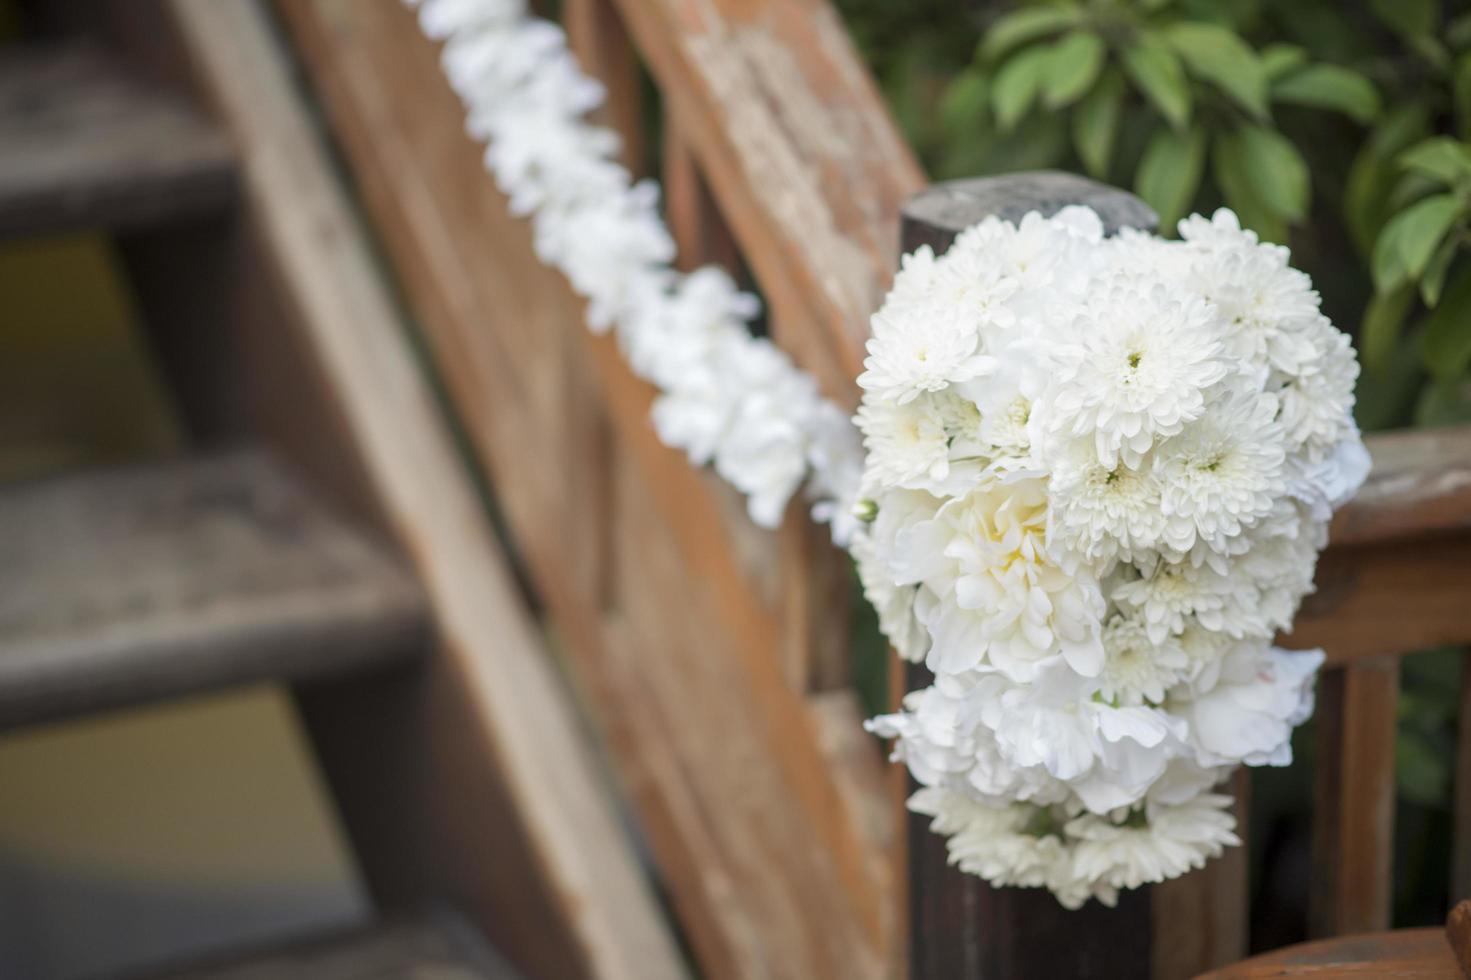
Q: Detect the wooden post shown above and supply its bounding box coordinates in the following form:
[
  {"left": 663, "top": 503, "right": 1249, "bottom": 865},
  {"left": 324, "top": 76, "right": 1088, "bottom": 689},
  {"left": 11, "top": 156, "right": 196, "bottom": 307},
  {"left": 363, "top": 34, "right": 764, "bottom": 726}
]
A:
[{"left": 900, "top": 173, "right": 1218, "bottom": 980}]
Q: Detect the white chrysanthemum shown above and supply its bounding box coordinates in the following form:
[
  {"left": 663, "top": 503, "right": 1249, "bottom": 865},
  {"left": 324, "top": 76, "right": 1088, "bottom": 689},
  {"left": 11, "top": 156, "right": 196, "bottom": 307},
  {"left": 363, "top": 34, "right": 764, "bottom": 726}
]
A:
[
  {"left": 1099, "top": 616, "right": 1189, "bottom": 707},
  {"left": 931, "top": 237, "right": 1022, "bottom": 333},
  {"left": 857, "top": 394, "right": 952, "bottom": 489},
  {"left": 859, "top": 300, "right": 996, "bottom": 405},
  {"left": 1182, "top": 223, "right": 1322, "bottom": 376},
  {"left": 922, "top": 480, "right": 1105, "bottom": 680},
  {"left": 1276, "top": 317, "right": 1360, "bottom": 458},
  {"left": 1068, "top": 794, "right": 1239, "bottom": 890},
  {"left": 1040, "top": 279, "right": 1228, "bottom": 469},
  {"left": 1111, "top": 555, "right": 1258, "bottom": 644},
  {"left": 909, "top": 789, "right": 1086, "bottom": 900},
  {"left": 1047, "top": 444, "right": 1166, "bottom": 567},
  {"left": 1156, "top": 393, "right": 1287, "bottom": 555}
]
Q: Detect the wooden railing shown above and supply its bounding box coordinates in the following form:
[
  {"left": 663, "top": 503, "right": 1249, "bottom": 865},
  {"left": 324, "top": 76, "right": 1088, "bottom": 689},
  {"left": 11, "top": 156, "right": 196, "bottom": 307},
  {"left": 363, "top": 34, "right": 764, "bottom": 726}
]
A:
[{"left": 275, "top": 0, "right": 1471, "bottom": 977}]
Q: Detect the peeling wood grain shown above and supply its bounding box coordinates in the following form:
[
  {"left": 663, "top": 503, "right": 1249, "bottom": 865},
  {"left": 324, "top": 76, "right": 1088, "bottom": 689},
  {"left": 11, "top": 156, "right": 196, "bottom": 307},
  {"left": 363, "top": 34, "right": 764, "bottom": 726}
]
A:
[
  {"left": 1331, "top": 427, "right": 1471, "bottom": 547},
  {"left": 1286, "top": 533, "right": 1471, "bottom": 664},
  {"left": 1310, "top": 659, "right": 1399, "bottom": 938},
  {"left": 611, "top": 0, "right": 924, "bottom": 406},
  {"left": 1202, "top": 928, "right": 1459, "bottom": 978}
]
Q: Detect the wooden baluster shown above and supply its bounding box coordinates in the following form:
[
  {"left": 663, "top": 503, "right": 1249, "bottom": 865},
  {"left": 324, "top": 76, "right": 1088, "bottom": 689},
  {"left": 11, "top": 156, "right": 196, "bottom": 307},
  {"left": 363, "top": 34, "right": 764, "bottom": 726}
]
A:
[
  {"left": 1310, "top": 657, "right": 1400, "bottom": 936},
  {"left": 663, "top": 112, "right": 854, "bottom": 697},
  {"left": 565, "top": 0, "right": 644, "bottom": 175},
  {"left": 564, "top": 0, "right": 644, "bottom": 614}
]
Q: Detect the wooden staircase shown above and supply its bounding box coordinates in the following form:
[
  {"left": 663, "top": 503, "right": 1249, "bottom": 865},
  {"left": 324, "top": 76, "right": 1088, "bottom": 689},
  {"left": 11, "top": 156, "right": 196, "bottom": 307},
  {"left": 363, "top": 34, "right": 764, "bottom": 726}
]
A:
[
  {"left": 0, "top": 4, "right": 645, "bottom": 977},
  {"left": 0, "top": 451, "right": 425, "bottom": 731}
]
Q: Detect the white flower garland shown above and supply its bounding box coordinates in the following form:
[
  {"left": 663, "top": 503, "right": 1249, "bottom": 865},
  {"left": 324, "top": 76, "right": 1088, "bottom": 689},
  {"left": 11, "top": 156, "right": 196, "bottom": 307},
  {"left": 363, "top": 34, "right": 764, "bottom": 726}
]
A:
[
  {"left": 409, "top": 0, "right": 1369, "bottom": 909},
  {"left": 408, "top": 0, "right": 864, "bottom": 541}
]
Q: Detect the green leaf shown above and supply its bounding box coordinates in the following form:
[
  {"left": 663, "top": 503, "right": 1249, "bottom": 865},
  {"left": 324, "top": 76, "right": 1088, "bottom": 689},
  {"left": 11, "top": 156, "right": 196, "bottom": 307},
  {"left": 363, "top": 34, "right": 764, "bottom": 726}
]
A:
[
  {"left": 1415, "top": 376, "right": 1471, "bottom": 426},
  {"left": 941, "top": 68, "right": 990, "bottom": 137},
  {"left": 1043, "top": 31, "right": 1106, "bottom": 108},
  {"left": 1271, "top": 64, "right": 1381, "bottom": 123},
  {"left": 1361, "top": 284, "right": 1414, "bottom": 375},
  {"left": 1212, "top": 137, "right": 1288, "bottom": 244},
  {"left": 1381, "top": 193, "right": 1463, "bottom": 286},
  {"left": 1163, "top": 22, "right": 1269, "bottom": 120},
  {"left": 1344, "top": 106, "right": 1434, "bottom": 254},
  {"left": 1135, "top": 126, "right": 1206, "bottom": 229},
  {"left": 981, "top": 6, "right": 1082, "bottom": 62},
  {"left": 1370, "top": 0, "right": 1438, "bottom": 38},
  {"left": 1455, "top": 54, "right": 1471, "bottom": 140},
  {"left": 1422, "top": 267, "right": 1471, "bottom": 379},
  {"left": 1398, "top": 137, "right": 1471, "bottom": 186},
  {"left": 1215, "top": 124, "right": 1311, "bottom": 222},
  {"left": 1422, "top": 233, "right": 1460, "bottom": 306},
  {"left": 1261, "top": 44, "right": 1307, "bottom": 81},
  {"left": 1356, "top": 334, "right": 1426, "bottom": 431},
  {"left": 1122, "top": 33, "right": 1192, "bottom": 130},
  {"left": 990, "top": 45, "right": 1051, "bottom": 132},
  {"left": 1073, "top": 70, "right": 1125, "bottom": 179}
]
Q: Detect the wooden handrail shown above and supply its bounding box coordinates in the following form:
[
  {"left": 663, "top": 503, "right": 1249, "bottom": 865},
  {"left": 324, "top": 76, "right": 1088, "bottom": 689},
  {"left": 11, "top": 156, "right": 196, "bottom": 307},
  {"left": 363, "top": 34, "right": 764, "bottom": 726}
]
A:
[
  {"left": 275, "top": 2, "right": 901, "bottom": 977},
  {"left": 1333, "top": 427, "right": 1471, "bottom": 547},
  {"left": 607, "top": 0, "right": 924, "bottom": 405}
]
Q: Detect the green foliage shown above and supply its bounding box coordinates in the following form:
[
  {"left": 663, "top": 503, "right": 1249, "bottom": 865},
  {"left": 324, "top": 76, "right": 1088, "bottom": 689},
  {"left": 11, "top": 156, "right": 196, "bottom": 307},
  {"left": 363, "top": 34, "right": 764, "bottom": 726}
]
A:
[{"left": 938, "top": 0, "right": 1382, "bottom": 233}]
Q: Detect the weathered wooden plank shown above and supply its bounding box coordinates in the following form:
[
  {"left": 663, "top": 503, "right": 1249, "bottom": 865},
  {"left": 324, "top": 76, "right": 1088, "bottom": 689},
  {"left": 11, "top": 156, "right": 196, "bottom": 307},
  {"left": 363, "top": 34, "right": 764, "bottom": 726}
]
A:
[
  {"left": 0, "top": 43, "right": 235, "bottom": 238},
  {"left": 275, "top": 3, "right": 889, "bottom": 977},
  {"left": 1288, "top": 533, "right": 1471, "bottom": 665},
  {"left": 1152, "top": 769, "right": 1251, "bottom": 979},
  {"left": 1330, "top": 426, "right": 1471, "bottom": 548},
  {"left": 0, "top": 450, "right": 425, "bottom": 729},
  {"left": 609, "top": 0, "right": 924, "bottom": 405},
  {"left": 565, "top": 0, "right": 645, "bottom": 176},
  {"left": 154, "top": 915, "right": 522, "bottom": 979},
  {"left": 660, "top": 115, "right": 855, "bottom": 694},
  {"left": 1310, "top": 659, "right": 1400, "bottom": 937},
  {"left": 166, "top": 3, "right": 686, "bottom": 977},
  {"left": 1201, "top": 928, "right": 1459, "bottom": 978}
]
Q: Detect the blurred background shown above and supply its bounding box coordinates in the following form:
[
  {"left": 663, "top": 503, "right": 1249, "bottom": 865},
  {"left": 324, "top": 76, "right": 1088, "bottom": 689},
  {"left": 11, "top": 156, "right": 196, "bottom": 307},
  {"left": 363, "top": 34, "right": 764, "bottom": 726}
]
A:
[{"left": 0, "top": 37, "right": 369, "bottom": 980}]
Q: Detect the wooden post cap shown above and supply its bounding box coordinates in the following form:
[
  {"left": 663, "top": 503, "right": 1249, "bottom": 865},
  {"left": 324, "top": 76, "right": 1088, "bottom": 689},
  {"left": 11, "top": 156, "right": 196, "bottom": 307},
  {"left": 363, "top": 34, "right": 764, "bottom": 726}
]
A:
[{"left": 901, "top": 170, "right": 1158, "bottom": 256}]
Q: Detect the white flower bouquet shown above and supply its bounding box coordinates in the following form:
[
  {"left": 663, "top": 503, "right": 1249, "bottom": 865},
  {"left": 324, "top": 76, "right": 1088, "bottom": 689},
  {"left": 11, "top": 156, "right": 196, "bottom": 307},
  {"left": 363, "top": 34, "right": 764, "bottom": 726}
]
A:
[{"left": 856, "top": 206, "right": 1369, "bottom": 908}]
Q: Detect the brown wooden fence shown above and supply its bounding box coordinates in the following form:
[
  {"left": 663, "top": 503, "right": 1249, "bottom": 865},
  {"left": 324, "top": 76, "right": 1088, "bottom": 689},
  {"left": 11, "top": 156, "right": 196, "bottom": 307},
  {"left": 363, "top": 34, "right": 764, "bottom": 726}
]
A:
[{"left": 275, "top": 0, "right": 1471, "bottom": 977}]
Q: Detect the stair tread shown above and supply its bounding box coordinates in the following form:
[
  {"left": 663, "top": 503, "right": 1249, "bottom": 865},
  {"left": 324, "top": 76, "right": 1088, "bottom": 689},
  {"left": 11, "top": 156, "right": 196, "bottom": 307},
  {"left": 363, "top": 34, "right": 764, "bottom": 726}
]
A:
[
  {"left": 0, "top": 450, "right": 427, "bottom": 729},
  {"left": 151, "top": 917, "right": 523, "bottom": 980},
  {"left": 0, "top": 43, "right": 236, "bottom": 238}
]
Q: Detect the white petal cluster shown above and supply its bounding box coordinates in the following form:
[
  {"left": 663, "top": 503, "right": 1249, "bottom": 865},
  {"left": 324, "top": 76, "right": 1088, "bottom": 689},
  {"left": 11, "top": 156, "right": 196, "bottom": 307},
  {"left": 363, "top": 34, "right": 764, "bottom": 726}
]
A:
[
  {"left": 409, "top": 0, "right": 864, "bottom": 537},
  {"left": 858, "top": 207, "right": 1367, "bottom": 906}
]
